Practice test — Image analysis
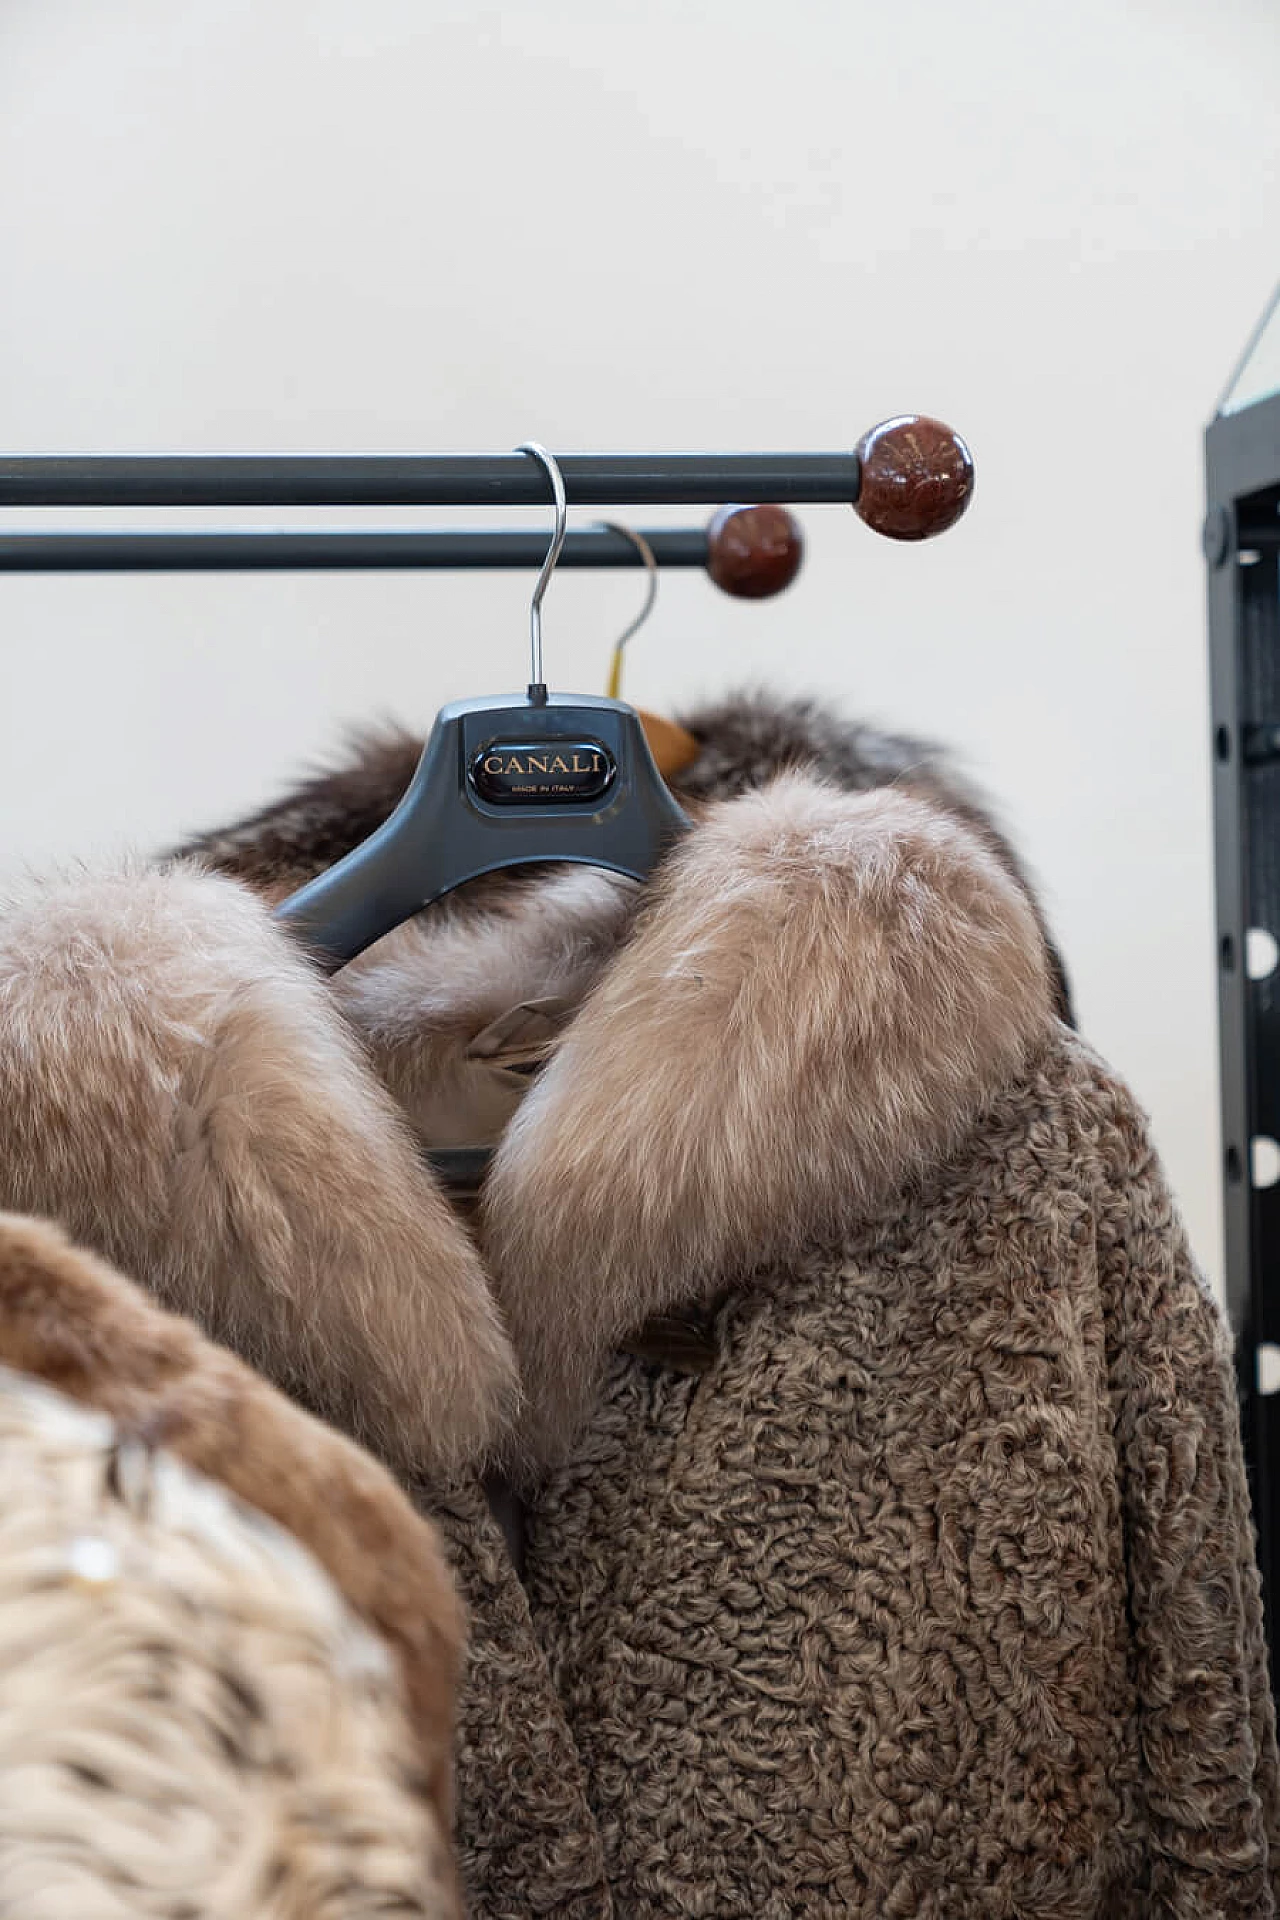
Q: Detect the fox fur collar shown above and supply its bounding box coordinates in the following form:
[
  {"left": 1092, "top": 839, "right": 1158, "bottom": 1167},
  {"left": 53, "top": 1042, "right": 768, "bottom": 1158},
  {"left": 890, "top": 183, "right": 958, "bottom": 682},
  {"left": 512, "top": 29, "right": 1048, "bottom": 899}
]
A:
[{"left": 0, "top": 718, "right": 1058, "bottom": 1477}]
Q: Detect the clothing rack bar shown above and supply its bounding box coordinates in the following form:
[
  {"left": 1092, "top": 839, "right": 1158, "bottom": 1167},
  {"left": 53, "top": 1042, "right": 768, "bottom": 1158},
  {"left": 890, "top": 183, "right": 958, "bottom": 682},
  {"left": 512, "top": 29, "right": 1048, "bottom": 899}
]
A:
[
  {"left": 0, "top": 451, "right": 860, "bottom": 510},
  {"left": 0, "top": 527, "right": 711, "bottom": 573}
]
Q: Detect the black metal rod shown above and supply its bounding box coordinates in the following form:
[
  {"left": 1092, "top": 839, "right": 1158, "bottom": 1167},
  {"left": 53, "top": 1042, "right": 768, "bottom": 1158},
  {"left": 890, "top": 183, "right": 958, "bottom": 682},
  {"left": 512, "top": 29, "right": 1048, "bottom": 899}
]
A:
[
  {"left": 0, "top": 450, "right": 859, "bottom": 509},
  {"left": 0, "top": 527, "right": 710, "bottom": 574}
]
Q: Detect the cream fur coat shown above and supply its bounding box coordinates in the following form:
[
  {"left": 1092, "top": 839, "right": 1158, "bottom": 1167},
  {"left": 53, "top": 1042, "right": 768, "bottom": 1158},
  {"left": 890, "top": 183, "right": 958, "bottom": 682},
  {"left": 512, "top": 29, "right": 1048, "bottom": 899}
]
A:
[{"left": 0, "top": 692, "right": 1274, "bottom": 1917}]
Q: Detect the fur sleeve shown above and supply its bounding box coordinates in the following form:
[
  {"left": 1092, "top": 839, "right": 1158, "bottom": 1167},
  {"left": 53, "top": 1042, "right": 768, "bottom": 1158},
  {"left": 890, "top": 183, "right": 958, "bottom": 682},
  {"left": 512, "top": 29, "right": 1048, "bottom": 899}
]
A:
[{"left": 1096, "top": 1099, "right": 1280, "bottom": 1914}]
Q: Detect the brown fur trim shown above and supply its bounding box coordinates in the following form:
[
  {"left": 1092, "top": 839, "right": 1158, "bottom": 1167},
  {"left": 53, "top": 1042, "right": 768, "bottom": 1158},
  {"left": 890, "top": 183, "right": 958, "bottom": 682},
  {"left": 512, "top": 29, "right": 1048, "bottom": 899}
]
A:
[
  {"left": 676, "top": 689, "right": 1073, "bottom": 1023},
  {"left": 0, "top": 862, "right": 518, "bottom": 1477},
  {"left": 171, "top": 724, "right": 425, "bottom": 898},
  {"left": 677, "top": 687, "right": 987, "bottom": 802},
  {"left": 0, "top": 1209, "right": 464, "bottom": 1835},
  {"left": 481, "top": 774, "right": 1058, "bottom": 1470}
]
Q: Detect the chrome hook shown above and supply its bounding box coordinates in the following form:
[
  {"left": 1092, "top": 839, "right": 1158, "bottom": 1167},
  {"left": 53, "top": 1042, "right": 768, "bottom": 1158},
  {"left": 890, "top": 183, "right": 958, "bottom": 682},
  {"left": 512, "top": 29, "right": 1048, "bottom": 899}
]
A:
[{"left": 515, "top": 441, "right": 567, "bottom": 707}]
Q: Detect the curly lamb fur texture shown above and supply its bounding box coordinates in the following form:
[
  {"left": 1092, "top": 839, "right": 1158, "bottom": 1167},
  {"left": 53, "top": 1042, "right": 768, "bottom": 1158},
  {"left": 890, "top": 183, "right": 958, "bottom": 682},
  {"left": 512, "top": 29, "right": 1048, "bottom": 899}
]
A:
[
  {"left": 482, "top": 775, "right": 1056, "bottom": 1469},
  {"left": 0, "top": 1209, "right": 465, "bottom": 1839},
  {"left": 506, "top": 1033, "right": 1280, "bottom": 1915},
  {"left": 0, "top": 863, "right": 518, "bottom": 1478}
]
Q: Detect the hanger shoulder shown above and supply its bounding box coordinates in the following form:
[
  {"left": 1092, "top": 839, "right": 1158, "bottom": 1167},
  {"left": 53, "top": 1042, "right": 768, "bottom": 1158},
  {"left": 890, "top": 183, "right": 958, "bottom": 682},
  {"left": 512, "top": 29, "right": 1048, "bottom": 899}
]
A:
[
  {"left": 273, "top": 694, "right": 687, "bottom": 972},
  {"left": 271, "top": 717, "right": 455, "bottom": 968}
]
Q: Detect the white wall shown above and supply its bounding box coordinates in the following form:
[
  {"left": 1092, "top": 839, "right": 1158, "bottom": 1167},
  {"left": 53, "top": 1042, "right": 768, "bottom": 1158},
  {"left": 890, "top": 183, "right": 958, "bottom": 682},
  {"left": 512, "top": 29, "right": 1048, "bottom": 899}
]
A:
[{"left": 2, "top": 0, "right": 1278, "bottom": 1292}]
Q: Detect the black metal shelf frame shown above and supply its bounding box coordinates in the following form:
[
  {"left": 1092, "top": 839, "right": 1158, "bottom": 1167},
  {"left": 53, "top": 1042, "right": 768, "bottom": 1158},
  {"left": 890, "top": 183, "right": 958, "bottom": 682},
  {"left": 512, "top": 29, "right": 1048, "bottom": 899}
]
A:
[{"left": 1206, "top": 385, "right": 1280, "bottom": 1694}]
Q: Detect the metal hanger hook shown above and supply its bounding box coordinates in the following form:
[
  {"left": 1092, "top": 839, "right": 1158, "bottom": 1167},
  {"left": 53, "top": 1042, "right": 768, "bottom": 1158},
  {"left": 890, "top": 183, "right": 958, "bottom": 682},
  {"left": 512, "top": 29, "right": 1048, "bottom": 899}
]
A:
[
  {"left": 597, "top": 522, "right": 659, "bottom": 700},
  {"left": 515, "top": 441, "right": 567, "bottom": 706}
]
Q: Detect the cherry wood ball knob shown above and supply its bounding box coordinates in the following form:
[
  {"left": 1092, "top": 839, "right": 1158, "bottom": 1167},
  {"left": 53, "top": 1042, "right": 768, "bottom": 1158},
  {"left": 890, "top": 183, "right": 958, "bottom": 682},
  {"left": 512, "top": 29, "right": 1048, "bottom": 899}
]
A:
[
  {"left": 706, "top": 503, "right": 804, "bottom": 599},
  {"left": 853, "top": 415, "right": 974, "bottom": 541}
]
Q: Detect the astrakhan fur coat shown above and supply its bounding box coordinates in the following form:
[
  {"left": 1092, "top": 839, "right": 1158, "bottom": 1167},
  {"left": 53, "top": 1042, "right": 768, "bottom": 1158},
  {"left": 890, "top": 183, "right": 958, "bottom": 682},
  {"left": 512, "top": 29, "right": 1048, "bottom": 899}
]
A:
[{"left": 0, "top": 692, "right": 1274, "bottom": 1916}]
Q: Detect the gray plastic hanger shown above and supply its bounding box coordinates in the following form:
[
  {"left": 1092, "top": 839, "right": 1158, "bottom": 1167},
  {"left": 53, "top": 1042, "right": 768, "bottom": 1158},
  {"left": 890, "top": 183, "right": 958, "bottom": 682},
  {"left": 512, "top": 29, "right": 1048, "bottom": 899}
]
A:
[{"left": 273, "top": 444, "right": 689, "bottom": 973}]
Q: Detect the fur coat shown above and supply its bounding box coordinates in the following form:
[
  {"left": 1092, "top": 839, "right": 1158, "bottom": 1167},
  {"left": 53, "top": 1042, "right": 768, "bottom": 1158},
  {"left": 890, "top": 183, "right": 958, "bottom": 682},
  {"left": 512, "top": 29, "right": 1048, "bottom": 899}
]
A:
[
  {"left": 0, "top": 1213, "right": 462, "bottom": 1919},
  {"left": 0, "top": 691, "right": 1274, "bottom": 1916}
]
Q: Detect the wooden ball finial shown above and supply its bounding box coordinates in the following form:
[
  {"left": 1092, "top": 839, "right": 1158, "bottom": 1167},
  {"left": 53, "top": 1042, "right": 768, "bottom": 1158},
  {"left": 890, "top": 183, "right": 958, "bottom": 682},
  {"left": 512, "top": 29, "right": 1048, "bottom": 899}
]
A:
[
  {"left": 706, "top": 503, "right": 804, "bottom": 599},
  {"left": 854, "top": 416, "right": 974, "bottom": 541}
]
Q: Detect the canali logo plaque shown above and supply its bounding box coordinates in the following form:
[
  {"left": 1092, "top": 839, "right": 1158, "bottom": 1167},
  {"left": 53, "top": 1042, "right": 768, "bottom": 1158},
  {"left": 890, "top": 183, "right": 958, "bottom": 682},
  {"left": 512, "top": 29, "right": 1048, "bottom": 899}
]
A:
[{"left": 469, "top": 739, "right": 617, "bottom": 805}]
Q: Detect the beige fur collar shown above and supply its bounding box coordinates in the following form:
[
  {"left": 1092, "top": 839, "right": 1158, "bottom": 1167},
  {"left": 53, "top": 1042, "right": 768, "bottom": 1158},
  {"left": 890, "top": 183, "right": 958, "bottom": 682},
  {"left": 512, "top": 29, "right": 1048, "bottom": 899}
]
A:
[
  {"left": 477, "top": 775, "right": 1056, "bottom": 1465},
  {"left": 0, "top": 774, "right": 1055, "bottom": 1476}
]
